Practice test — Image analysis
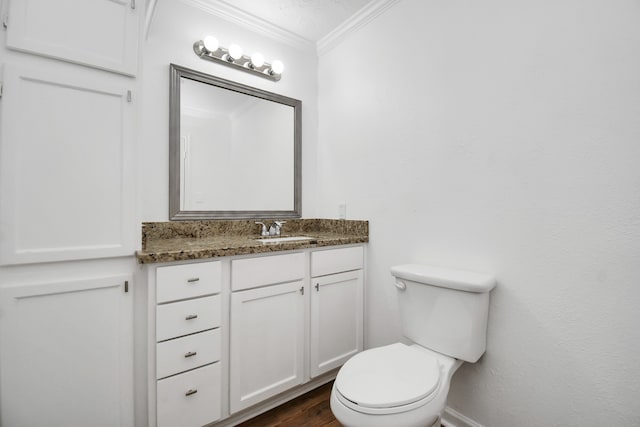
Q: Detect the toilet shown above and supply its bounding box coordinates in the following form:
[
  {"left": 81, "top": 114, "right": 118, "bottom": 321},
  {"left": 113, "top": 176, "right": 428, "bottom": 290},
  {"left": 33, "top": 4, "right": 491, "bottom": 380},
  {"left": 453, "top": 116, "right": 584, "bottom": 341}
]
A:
[{"left": 330, "top": 264, "right": 496, "bottom": 427}]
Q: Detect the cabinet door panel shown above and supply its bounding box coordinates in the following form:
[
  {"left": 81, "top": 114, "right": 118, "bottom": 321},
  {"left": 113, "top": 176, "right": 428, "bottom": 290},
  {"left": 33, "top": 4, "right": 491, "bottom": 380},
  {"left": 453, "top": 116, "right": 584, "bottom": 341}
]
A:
[
  {"left": 6, "top": 0, "right": 139, "bottom": 75},
  {"left": 0, "top": 65, "right": 135, "bottom": 265},
  {"left": 229, "top": 281, "right": 305, "bottom": 413},
  {"left": 0, "top": 276, "right": 133, "bottom": 427},
  {"left": 310, "top": 270, "right": 364, "bottom": 377}
]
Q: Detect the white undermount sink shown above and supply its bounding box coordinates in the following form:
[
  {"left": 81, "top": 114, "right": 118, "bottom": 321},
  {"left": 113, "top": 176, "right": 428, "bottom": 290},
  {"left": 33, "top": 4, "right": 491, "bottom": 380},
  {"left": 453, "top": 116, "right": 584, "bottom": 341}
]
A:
[{"left": 255, "top": 236, "right": 315, "bottom": 244}]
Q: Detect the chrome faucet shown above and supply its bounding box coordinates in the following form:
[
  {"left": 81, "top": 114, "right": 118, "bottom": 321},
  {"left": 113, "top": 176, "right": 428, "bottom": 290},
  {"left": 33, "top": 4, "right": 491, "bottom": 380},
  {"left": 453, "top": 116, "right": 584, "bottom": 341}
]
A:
[{"left": 269, "top": 220, "right": 286, "bottom": 236}]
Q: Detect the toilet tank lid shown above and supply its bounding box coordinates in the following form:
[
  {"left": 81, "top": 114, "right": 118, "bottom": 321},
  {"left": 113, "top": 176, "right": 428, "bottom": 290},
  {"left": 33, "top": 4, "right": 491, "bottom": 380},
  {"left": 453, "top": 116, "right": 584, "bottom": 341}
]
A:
[{"left": 391, "top": 264, "right": 496, "bottom": 292}]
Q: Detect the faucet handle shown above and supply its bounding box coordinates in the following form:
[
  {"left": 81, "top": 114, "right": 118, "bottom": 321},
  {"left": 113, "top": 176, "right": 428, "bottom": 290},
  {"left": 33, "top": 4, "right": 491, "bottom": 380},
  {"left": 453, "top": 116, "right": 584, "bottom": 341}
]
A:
[
  {"left": 269, "top": 220, "right": 286, "bottom": 236},
  {"left": 255, "top": 222, "right": 269, "bottom": 236}
]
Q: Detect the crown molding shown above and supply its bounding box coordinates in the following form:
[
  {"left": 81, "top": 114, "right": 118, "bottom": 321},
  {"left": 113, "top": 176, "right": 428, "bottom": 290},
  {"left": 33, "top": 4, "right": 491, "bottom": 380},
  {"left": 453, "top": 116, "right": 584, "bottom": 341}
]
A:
[
  {"left": 179, "top": 0, "right": 315, "bottom": 51},
  {"left": 317, "top": 0, "right": 402, "bottom": 56}
]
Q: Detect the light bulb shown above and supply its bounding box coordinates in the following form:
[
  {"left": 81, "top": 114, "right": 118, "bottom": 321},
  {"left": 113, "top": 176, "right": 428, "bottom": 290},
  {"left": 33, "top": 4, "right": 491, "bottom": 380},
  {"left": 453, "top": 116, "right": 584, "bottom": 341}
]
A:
[
  {"left": 228, "top": 44, "right": 243, "bottom": 60},
  {"left": 250, "top": 52, "right": 265, "bottom": 68},
  {"left": 203, "top": 36, "right": 219, "bottom": 52},
  {"left": 270, "top": 60, "right": 284, "bottom": 75}
]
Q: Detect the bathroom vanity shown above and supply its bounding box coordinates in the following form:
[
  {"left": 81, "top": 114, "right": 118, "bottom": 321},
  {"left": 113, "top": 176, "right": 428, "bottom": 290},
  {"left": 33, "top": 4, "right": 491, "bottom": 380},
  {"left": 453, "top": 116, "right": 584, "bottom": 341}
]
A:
[{"left": 137, "top": 219, "right": 368, "bottom": 427}]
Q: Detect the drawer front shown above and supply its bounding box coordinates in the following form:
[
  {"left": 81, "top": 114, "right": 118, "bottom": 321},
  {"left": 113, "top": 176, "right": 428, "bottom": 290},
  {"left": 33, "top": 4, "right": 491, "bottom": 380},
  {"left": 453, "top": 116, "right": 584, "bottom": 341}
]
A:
[
  {"left": 156, "top": 329, "right": 221, "bottom": 379},
  {"left": 157, "top": 363, "right": 221, "bottom": 427},
  {"left": 231, "top": 252, "right": 305, "bottom": 291},
  {"left": 311, "top": 246, "right": 364, "bottom": 277},
  {"left": 156, "top": 295, "right": 221, "bottom": 342},
  {"left": 156, "top": 261, "right": 222, "bottom": 303}
]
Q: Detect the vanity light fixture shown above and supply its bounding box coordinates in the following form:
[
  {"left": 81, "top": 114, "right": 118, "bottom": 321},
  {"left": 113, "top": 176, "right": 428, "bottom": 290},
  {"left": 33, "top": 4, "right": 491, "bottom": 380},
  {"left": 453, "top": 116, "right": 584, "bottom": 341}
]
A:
[{"left": 193, "top": 36, "right": 284, "bottom": 82}]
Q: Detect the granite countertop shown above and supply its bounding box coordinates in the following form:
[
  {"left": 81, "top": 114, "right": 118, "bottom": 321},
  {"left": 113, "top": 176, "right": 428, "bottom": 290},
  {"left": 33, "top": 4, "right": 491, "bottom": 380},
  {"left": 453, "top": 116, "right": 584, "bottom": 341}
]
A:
[{"left": 136, "top": 219, "right": 368, "bottom": 264}]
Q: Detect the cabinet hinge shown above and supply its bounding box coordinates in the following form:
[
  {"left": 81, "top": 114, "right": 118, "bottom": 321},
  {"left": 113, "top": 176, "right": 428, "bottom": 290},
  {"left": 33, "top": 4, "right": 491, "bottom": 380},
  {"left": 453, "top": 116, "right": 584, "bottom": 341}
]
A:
[
  {"left": 131, "top": 0, "right": 136, "bottom": 10},
  {"left": 2, "top": 14, "right": 7, "bottom": 30},
  {"left": 126, "top": 90, "right": 132, "bottom": 103},
  {"left": 299, "top": 286, "right": 304, "bottom": 295},
  {"left": 124, "top": 280, "right": 129, "bottom": 293},
  {"left": 0, "top": 84, "right": 3, "bottom": 99}
]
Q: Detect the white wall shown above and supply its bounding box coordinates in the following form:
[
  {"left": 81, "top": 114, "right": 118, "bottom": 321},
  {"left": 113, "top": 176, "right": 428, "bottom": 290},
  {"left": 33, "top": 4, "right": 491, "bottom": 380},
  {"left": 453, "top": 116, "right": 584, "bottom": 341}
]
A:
[
  {"left": 317, "top": 0, "right": 640, "bottom": 425},
  {"left": 140, "top": 0, "right": 318, "bottom": 221}
]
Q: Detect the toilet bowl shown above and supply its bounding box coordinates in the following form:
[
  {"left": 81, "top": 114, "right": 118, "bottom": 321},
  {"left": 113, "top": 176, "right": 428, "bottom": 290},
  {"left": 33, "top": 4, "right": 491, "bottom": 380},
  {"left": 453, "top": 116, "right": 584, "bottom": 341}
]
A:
[
  {"left": 330, "top": 264, "right": 496, "bottom": 427},
  {"left": 330, "top": 343, "right": 462, "bottom": 427}
]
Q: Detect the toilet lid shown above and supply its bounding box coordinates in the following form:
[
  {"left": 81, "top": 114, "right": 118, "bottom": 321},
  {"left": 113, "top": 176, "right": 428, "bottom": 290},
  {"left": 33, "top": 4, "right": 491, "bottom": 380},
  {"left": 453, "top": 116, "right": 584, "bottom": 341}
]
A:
[{"left": 335, "top": 343, "right": 440, "bottom": 409}]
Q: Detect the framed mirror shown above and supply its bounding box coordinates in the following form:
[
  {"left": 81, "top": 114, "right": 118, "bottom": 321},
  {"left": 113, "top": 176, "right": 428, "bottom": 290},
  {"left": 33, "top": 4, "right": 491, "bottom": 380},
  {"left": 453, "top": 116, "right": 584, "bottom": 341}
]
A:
[{"left": 169, "top": 64, "right": 302, "bottom": 220}]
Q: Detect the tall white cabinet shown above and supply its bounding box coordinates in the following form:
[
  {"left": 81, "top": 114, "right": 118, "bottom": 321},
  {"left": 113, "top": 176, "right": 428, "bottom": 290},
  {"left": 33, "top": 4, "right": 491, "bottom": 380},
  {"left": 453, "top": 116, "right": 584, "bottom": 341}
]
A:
[{"left": 0, "top": 1, "right": 140, "bottom": 426}]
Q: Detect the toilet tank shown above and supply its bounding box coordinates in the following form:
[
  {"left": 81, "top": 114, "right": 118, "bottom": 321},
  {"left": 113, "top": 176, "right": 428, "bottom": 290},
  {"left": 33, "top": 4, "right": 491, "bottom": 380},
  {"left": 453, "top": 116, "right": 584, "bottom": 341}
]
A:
[{"left": 390, "top": 264, "right": 496, "bottom": 363}]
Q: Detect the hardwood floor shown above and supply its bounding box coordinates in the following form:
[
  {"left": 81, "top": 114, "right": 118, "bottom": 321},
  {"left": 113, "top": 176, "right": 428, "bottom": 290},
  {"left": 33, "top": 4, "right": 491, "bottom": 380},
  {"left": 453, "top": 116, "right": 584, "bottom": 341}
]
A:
[
  {"left": 235, "top": 381, "right": 445, "bottom": 427},
  {"left": 237, "top": 381, "right": 341, "bottom": 427}
]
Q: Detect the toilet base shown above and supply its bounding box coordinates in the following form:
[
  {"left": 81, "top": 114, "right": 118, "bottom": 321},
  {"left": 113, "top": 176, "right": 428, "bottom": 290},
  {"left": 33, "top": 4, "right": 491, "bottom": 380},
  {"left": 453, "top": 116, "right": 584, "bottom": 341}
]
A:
[{"left": 330, "top": 383, "right": 444, "bottom": 427}]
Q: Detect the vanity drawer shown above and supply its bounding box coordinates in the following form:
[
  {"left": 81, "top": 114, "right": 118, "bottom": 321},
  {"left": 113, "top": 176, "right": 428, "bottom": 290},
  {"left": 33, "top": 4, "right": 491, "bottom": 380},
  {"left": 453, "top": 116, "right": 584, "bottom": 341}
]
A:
[
  {"left": 311, "top": 246, "right": 363, "bottom": 277},
  {"left": 156, "top": 295, "right": 221, "bottom": 342},
  {"left": 156, "top": 261, "right": 222, "bottom": 303},
  {"left": 157, "top": 363, "right": 221, "bottom": 427},
  {"left": 231, "top": 252, "right": 305, "bottom": 291},
  {"left": 156, "top": 328, "right": 221, "bottom": 379}
]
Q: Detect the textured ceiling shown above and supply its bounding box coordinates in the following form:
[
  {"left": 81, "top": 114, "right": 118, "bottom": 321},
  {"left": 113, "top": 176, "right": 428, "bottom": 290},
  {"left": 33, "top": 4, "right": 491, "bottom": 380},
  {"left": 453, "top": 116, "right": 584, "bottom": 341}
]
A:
[{"left": 221, "top": 0, "right": 374, "bottom": 41}]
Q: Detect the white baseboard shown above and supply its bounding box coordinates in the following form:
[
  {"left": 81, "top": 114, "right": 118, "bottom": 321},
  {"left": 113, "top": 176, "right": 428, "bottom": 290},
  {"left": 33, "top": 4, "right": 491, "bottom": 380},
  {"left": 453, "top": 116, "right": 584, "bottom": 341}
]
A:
[{"left": 441, "top": 406, "right": 484, "bottom": 427}]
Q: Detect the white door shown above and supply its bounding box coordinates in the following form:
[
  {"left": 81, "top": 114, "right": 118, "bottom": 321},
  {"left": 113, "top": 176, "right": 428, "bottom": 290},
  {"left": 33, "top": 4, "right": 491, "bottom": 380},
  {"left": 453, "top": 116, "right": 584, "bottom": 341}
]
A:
[
  {"left": 5, "top": 0, "right": 139, "bottom": 75},
  {"left": 310, "top": 270, "right": 364, "bottom": 377},
  {"left": 229, "top": 281, "right": 306, "bottom": 413},
  {"left": 0, "top": 276, "right": 134, "bottom": 427}
]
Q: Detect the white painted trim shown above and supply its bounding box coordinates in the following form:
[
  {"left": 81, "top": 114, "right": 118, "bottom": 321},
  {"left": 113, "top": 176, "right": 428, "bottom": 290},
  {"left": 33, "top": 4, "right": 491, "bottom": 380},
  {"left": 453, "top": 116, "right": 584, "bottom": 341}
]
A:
[
  {"left": 317, "top": 0, "right": 402, "bottom": 56},
  {"left": 178, "top": 0, "right": 314, "bottom": 51},
  {"left": 144, "top": 0, "right": 158, "bottom": 40},
  {"left": 442, "top": 406, "right": 485, "bottom": 427}
]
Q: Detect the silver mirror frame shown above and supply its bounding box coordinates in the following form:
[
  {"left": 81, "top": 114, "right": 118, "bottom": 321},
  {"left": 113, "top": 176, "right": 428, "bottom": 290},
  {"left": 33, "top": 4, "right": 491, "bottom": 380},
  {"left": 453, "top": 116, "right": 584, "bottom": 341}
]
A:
[{"left": 169, "top": 64, "right": 302, "bottom": 220}]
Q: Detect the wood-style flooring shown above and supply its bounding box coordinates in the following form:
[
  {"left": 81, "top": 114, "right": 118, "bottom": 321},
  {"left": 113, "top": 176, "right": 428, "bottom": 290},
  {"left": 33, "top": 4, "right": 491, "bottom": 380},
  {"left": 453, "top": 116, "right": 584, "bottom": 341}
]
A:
[{"left": 237, "top": 381, "right": 341, "bottom": 427}]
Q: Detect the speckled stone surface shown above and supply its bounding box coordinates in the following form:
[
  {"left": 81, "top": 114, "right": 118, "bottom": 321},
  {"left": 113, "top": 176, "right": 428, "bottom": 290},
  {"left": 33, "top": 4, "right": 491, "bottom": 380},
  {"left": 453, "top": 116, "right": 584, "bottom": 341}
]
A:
[{"left": 137, "top": 219, "right": 368, "bottom": 264}]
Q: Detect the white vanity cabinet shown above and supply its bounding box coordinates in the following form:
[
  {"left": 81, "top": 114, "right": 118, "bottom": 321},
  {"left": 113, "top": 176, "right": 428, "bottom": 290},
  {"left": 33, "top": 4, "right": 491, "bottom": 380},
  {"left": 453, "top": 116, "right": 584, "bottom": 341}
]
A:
[
  {"left": 147, "top": 244, "right": 366, "bottom": 426},
  {"left": 229, "top": 252, "right": 306, "bottom": 414},
  {"left": 310, "top": 246, "right": 364, "bottom": 378},
  {"left": 153, "top": 261, "right": 223, "bottom": 427}
]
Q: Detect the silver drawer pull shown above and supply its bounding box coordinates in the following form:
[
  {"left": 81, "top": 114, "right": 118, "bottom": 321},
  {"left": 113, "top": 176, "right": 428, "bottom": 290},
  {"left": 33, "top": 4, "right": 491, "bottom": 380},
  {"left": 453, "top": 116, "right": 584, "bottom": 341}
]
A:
[
  {"left": 184, "top": 351, "right": 197, "bottom": 358},
  {"left": 185, "top": 388, "right": 198, "bottom": 397},
  {"left": 187, "top": 277, "right": 200, "bottom": 283},
  {"left": 185, "top": 314, "right": 198, "bottom": 320}
]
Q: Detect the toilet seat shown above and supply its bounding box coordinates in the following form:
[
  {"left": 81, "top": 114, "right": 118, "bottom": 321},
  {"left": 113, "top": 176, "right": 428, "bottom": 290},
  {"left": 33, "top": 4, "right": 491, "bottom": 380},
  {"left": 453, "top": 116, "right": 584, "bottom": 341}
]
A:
[{"left": 334, "top": 343, "right": 441, "bottom": 415}]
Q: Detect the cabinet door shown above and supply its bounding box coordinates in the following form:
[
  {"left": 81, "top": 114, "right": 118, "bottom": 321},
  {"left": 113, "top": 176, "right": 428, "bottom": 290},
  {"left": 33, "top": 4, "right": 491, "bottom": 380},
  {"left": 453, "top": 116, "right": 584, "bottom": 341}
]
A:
[
  {"left": 0, "top": 65, "right": 135, "bottom": 265},
  {"left": 0, "top": 276, "right": 134, "bottom": 427},
  {"left": 229, "top": 281, "right": 306, "bottom": 413},
  {"left": 310, "top": 270, "right": 364, "bottom": 378},
  {"left": 5, "top": 0, "right": 139, "bottom": 75}
]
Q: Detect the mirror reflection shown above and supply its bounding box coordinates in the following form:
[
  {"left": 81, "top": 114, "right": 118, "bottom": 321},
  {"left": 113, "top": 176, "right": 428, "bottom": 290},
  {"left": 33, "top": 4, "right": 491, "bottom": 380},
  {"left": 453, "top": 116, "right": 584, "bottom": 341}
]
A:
[{"left": 169, "top": 64, "right": 301, "bottom": 220}]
